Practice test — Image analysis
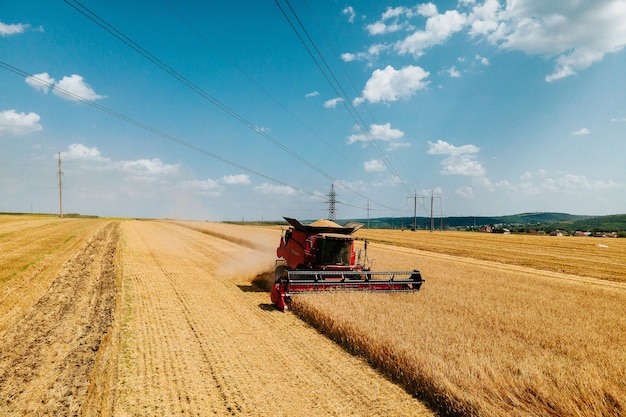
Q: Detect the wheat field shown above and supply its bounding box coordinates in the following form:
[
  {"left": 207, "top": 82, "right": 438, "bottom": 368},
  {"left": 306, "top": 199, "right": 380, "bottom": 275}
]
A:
[
  {"left": 290, "top": 231, "right": 626, "bottom": 416},
  {"left": 357, "top": 229, "right": 626, "bottom": 282},
  {"left": 0, "top": 216, "right": 433, "bottom": 416},
  {"left": 2, "top": 215, "right": 624, "bottom": 416}
]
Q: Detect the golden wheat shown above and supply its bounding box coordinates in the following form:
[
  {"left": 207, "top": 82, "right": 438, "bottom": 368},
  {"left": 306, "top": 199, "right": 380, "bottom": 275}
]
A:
[
  {"left": 357, "top": 229, "right": 626, "bottom": 282},
  {"left": 290, "top": 237, "right": 626, "bottom": 416}
]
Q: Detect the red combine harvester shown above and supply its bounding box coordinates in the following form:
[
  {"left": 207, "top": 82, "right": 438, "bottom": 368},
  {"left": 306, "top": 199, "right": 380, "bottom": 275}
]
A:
[{"left": 270, "top": 217, "right": 424, "bottom": 310}]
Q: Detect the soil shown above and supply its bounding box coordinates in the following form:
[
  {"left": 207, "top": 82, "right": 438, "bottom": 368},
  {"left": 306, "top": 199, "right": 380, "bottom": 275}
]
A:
[
  {"left": 0, "top": 218, "right": 433, "bottom": 416},
  {"left": 113, "top": 220, "right": 432, "bottom": 416},
  {"left": 0, "top": 220, "right": 119, "bottom": 416}
]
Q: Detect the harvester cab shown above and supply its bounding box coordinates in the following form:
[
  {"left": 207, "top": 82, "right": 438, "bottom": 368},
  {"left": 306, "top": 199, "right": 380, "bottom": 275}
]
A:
[{"left": 270, "top": 217, "right": 424, "bottom": 311}]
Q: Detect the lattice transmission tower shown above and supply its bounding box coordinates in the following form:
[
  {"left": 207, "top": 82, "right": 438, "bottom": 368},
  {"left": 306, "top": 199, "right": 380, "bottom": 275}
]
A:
[{"left": 327, "top": 184, "right": 336, "bottom": 222}]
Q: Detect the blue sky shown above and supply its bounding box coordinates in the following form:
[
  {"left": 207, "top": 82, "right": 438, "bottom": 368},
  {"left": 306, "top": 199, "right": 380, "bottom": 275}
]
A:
[{"left": 1, "top": 0, "right": 625, "bottom": 221}]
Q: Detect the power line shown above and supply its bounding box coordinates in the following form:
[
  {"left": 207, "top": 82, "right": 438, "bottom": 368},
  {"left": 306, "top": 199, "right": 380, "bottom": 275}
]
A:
[
  {"left": 159, "top": 0, "right": 352, "bottom": 166},
  {"left": 301, "top": 0, "right": 422, "bottom": 191},
  {"left": 302, "top": 0, "right": 424, "bottom": 198},
  {"left": 5, "top": 61, "right": 409, "bottom": 221},
  {"left": 62, "top": 0, "right": 402, "bottom": 213},
  {"left": 275, "top": 0, "right": 413, "bottom": 196},
  {"left": 62, "top": 0, "right": 334, "bottom": 182},
  {"left": 0, "top": 61, "right": 312, "bottom": 197}
]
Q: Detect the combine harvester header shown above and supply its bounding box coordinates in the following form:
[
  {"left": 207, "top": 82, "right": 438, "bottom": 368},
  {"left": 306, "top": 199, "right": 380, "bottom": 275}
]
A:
[{"left": 271, "top": 217, "right": 424, "bottom": 310}]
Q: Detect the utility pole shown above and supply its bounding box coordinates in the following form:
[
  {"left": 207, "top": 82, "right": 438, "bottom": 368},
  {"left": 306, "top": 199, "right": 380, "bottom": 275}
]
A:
[
  {"left": 440, "top": 198, "right": 444, "bottom": 231},
  {"left": 430, "top": 191, "right": 434, "bottom": 232},
  {"left": 366, "top": 199, "right": 370, "bottom": 229},
  {"left": 410, "top": 191, "right": 441, "bottom": 231},
  {"left": 412, "top": 191, "right": 417, "bottom": 231},
  {"left": 57, "top": 152, "right": 63, "bottom": 219}
]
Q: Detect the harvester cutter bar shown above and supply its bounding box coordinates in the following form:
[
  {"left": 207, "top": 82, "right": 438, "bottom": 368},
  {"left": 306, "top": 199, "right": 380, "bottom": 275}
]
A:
[{"left": 285, "top": 270, "right": 424, "bottom": 293}]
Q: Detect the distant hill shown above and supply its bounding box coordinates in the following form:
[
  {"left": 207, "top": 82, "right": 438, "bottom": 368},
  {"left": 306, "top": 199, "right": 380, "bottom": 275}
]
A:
[
  {"left": 232, "top": 212, "right": 626, "bottom": 234},
  {"left": 549, "top": 214, "right": 626, "bottom": 233},
  {"left": 345, "top": 212, "right": 626, "bottom": 232}
]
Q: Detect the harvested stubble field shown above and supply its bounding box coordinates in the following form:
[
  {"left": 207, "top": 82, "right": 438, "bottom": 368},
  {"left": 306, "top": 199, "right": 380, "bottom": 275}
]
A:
[
  {"left": 0, "top": 216, "right": 431, "bottom": 416},
  {"left": 1, "top": 216, "right": 624, "bottom": 416}
]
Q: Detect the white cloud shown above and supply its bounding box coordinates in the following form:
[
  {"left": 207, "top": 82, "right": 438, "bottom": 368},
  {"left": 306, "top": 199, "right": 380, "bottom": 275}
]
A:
[
  {"left": 382, "top": 6, "right": 413, "bottom": 20},
  {"left": 395, "top": 10, "right": 467, "bottom": 56},
  {"left": 367, "top": 20, "right": 407, "bottom": 35},
  {"left": 342, "top": 6, "right": 356, "bottom": 23},
  {"left": 323, "top": 97, "right": 344, "bottom": 108},
  {"left": 341, "top": 44, "right": 389, "bottom": 63},
  {"left": 335, "top": 179, "right": 367, "bottom": 193},
  {"left": 572, "top": 127, "right": 590, "bottom": 135},
  {"left": 364, "top": 159, "right": 386, "bottom": 172},
  {"left": 497, "top": 169, "right": 622, "bottom": 201},
  {"left": 456, "top": 185, "right": 474, "bottom": 198},
  {"left": 341, "top": 52, "right": 357, "bottom": 62},
  {"left": 26, "top": 72, "right": 105, "bottom": 101},
  {"left": 418, "top": 3, "right": 438, "bottom": 17},
  {"left": 60, "top": 144, "right": 178, "bottom": 177},
  {"left": 305, "top": 91, "right": 319, "bottom": 98},
  {"left": 474, "top": 175, "right": 494, "bottom": 191},
  {"left": 368, "top": 43, "right": 389, "bottom": 57},
  {"left": 61, "top": 144, "right": 109, "bottom": 161},
  {"left": 367, "top": 6, "right": 416, "bottom": 35},
  {"left": 117, "top": 159, "right": 179, "bottom": 175},
  {"left": 181, "top": 173, "right": 250, "bottom": 197},
  {"left": 427, "top": 139, "right": 479, "bottom": 156},
  {"left": 543, "top": 173, "right": 622, "bottom": 192},
  {"left": 367, "top": 122, "right": 404, "bottom": 140},
  {"left": 254, "top": 183, "right": 296, "bottom": 196},
  {"left": 354, "top": 65, "right": 429, "bottom": 105},
  {"left": 427, "top": 140, "right": 485, "bottom": 177},
  {"left": 465, "top": 0, "right": 500, "bottom": 37},
  {"left": 387, "top": 141, "right": 411, "bottom": 151},
  {"left": 254, "top": 126, "right": 270, "bottom": 133},
  {"left": 367, "top": 22, "right": 391, "bottom": 36},
  {"left": 472, "top": 0, "right": 626, "bottom": 81},
  {"left": 443, "top": 157, "right": 486, "bottom": 176},
  {"left": 0, "top": 109, "right": 42, "bottom": 136},
  {"left": 345, "top": 3, "right": 465, "bottom": 62},
  {"left": 518, "top": 182, "right": 541, "bottom": 196},
  {"left": 475, "top": 54, "right": 490, "bottom": 65},
  {"left": 610, "top": 117, "right": 626, "bottom": 122},
  {"left": 0, "top": 21, "right": 31, "bottom": 36},
  {"left": 220, "top": 174, "right": 251, "bottom": 185},
  {"left": 53, "top": 74, "right": 105, "bottom": 101},
  {"left": 347, "top": 122, "right": 404, "bottom": 145},
  {"left": 182, "top": 179, "right": 222, "bottom": 197},
  {"left": 25, "top": 72, "right": 56, "bottom": 94},
  {"left": 447, "top": 66, "right": 462, "bottom": 77},
  {"left": 352, "top": 2, "right": 626, "bottom": 83}
]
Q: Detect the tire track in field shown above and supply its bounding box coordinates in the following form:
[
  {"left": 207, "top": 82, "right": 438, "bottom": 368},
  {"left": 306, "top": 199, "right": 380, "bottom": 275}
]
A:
[
  {"left": 118, "top": 221, "right": 271, "bottom": 415},
  {"left": 0, "top": 221, "right": 119, "bottom": 416},
  {"left": 117, "top": 222, "right": 232, "bottom": 415},
  {"left": 0, "top": 218, "right": 108, "bottom": 338},
  {"left": 140, "top": 225, "right": 244, "bottom": 414},
  {"left": 115, "top": 220, "right": 433, "bottom": 417}
]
